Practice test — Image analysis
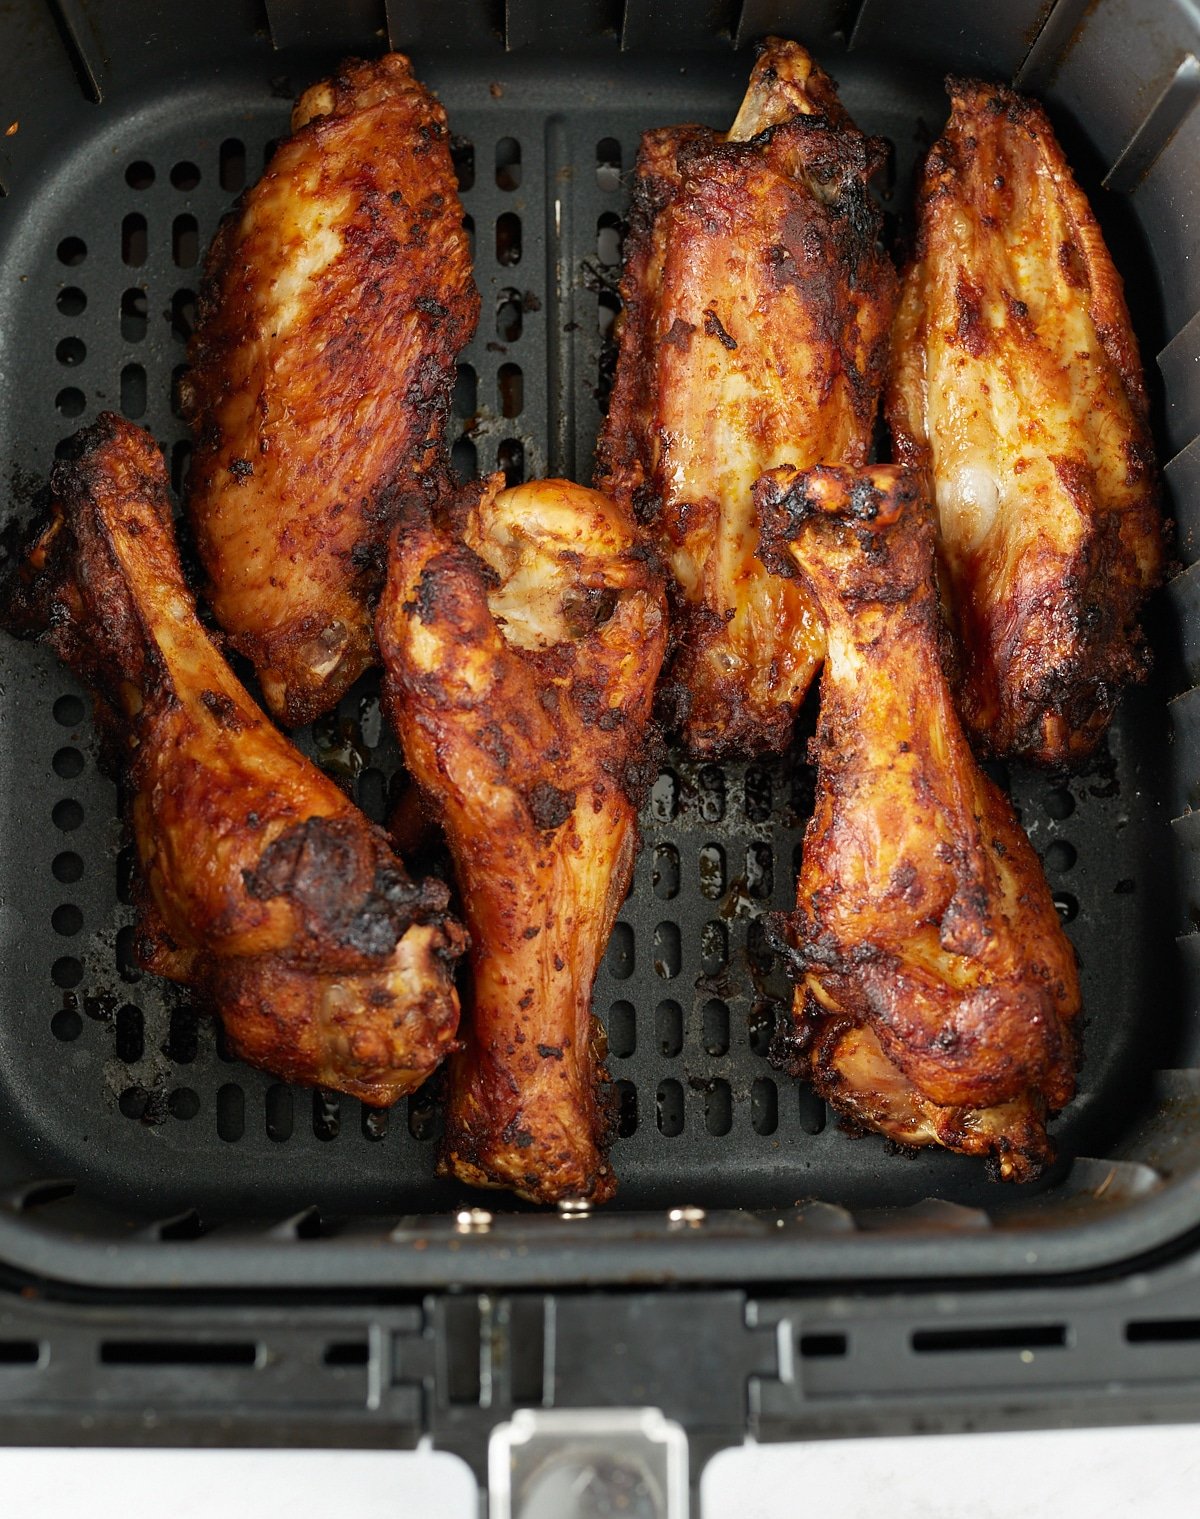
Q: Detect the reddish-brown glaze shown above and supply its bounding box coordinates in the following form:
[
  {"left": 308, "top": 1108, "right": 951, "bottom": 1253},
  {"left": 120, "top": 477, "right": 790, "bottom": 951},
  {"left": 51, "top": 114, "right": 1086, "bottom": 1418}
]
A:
[
  {"left": 4, "top": 415, "right": 465, "bottom": 1105},
  {"left": 757, "top": 463, "right": 1080, "bottom": 1180},
  {"left": 185, "top": 53, "right": 478, "bottom": 727},
  {"left": 596, "top": 37, "right": 896, "bottom": 758},
  {"left": 378, "top": 476, "right": 667, "bottom": 1203},
  {"left": 887, "top": 78, "right": 1164, "bottom": 766}
]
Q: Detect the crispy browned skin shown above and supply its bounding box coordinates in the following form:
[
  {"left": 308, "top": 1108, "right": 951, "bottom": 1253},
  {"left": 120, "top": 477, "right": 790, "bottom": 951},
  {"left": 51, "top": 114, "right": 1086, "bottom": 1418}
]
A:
[
  {"left": 4, "top": 415, "right": 465, "bottom": 1105},
  {"left": 886, "top": 78, "right": 1164, "bottom": 765},
  {"left": 757, "top": 464, "right": 1080, "bottom": 1179},
  {"left": 184, "top": 53, "right": 478, "bottom": 727},
  {"left": 595, "top": 38, "right": 896, "bottom": 757},
  {"left": 378, "top": 476, "right": 668, "bottom": 1203}
]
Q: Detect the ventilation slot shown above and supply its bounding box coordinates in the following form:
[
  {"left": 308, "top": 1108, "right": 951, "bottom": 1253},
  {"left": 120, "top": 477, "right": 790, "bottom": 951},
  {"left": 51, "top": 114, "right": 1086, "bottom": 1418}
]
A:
[
  {"left": 0, "top": 1342, "right": 42, "bottom": 1365},
  {"left": 100, "top": 1341, "right": 258, "bottom": 1367},
  {"left": 911, "top": 1325, "right": 1067, "bottom": 1353},
  {"left": 799, "top": 1332, "right": 847, "bottom": 1359},
  {"left": 1126, "top": 1319, "right": 1200, "bottom": 1344}
]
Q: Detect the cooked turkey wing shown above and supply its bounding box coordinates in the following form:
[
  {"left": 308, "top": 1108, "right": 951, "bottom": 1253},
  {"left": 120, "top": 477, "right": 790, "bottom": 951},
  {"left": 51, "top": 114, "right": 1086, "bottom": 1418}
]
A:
[
  {"left": 596, "top": 37, "right": 896, "bottom": 757},
  {"left": 185, "top": 53, "right": 478, "bottom": 728},
  {"left": 378, "top": 476, "right": 667, "bottom": 1204},
  {"left": 3, "top": 415, "right": 465, "bottom": 1105},
  {"left": 886, "top": 77, "right": 1164, "bottom": 765},
  {"left": 756, "top": 463, "right": 1080, "bottom": 1179}
]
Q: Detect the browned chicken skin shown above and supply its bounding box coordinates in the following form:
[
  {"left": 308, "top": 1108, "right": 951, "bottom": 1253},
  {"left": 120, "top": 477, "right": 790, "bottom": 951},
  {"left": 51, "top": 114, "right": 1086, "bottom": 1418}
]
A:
[
  {"left": 887, "top": 78, "right": 1164, "bottom": 766},
  {"left": 185, "top": 53, "right": 478, "bottom": 728},
  {"left": 378, "top": 476, "right": 667, "bottom": 1203},
  {"left": 3, "top": 415, "right": 465, "bottom": 1105},
  {"left": 757, "top": 464, "right": 1080, "bottom": 1179},
  {"left": 596, "top": 37, "right": 896, "bottom": 757}
]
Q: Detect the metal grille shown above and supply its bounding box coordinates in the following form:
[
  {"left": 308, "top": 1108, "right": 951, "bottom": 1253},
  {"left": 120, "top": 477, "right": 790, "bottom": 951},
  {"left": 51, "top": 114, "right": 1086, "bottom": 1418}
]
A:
[{"left": 0, "top": 57, "right": 1175, "bottom": 1225}]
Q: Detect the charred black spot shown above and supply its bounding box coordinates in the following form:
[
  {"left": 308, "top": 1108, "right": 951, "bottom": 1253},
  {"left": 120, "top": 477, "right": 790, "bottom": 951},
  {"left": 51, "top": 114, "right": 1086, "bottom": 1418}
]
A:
[
  {"left": 662, "top": 316, "right": 694, "bottom": 351},
  {"left": 525, "top": 780, "right": 576, "bottom": 831},
  {"left": 415, "top": 295, "right": 448, "bottom": 319},
  {"left": 537, "top": 1043, "right": 564, "bottom": 1060},
  {"left": 703, "top": 308, "right": 737, "bottom": 350},
  {"left": 228, "top": 457, "right": 253, "bottom": 482},
  {"left": 199, "top": 689, "right": 246, "bottom": 731}
]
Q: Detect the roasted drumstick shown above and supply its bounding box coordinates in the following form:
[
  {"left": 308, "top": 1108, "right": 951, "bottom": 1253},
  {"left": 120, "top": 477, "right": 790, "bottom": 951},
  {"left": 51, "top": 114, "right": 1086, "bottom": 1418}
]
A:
[
  {"left": 185, "top": 53, "right": 478, "bottom": 727},
  {"left": 887, "top": 78, "right": 1163, "bottom": 766},
  {"left": 596, "top": 37, "right": 896, "bottom": 757},
  {"left": 4, "top": 415, "right": 465, "bottom": 1105},
  {"left": 757, "top": 464, "right": 1080, "bottom": 1179},
  {"left": 378, "top": 476, "right": 668, "bottom": 1203}
]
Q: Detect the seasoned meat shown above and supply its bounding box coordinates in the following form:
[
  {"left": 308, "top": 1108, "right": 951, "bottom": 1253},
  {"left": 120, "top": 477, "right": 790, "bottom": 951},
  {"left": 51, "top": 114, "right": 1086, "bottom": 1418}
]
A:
[
  {"left": 185, "top": 53, "right": 478, "bottom": 727},
  {"left": 596, "top": 37, "right": 896, "bottom": 757},
  {"left": 757, "top": 463, "right": 1080, "bottom": 1179},
  {"left": 378, "top": 476, "right": 667, "bottom": 1202},
  {"left": 886, "top": 77, "right": 1164, "bottom": 765},
  {"left": 3, "top": 415, "right": 465, "bottom": 1105}
]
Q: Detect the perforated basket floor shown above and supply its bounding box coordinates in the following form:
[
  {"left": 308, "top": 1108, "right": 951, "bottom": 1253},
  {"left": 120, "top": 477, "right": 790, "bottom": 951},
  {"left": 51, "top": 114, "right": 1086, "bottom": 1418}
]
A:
[{"left": 0, "top": 13, "right": 1187, "bottom": 1259}]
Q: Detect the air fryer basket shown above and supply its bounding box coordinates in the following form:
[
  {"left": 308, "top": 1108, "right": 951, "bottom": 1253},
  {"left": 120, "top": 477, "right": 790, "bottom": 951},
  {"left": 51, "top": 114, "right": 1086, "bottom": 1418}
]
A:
[{"left": 4, "top": 0, "right": 1200, "bottom": 1502}]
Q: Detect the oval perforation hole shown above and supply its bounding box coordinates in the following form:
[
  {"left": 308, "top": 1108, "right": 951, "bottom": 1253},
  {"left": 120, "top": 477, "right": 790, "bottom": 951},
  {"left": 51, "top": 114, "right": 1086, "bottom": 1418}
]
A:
[
  {"left": 498, "top": 362, "right": 523, "bottom": 419},
  {"left": 698, "top": 843, "right": 725, "bottom": 900},
  {"left": 52, "top": 957, "right": 82, "bottom": 989},
  {"left": 746, "top": 842, "right": 774, "bottom": 899},
  {"left": 121, "top": 287, "right": 148, "bottom": 342},
  {"left": 495, "top": 211, "right": 521, "bottom": 266},
  {"left": 462, "top": 213, "right": 475, "bottom": 258},
  {"left": 57, "top": 286, "right": 86, "bottom": 316},
  {"left": 51, "top": 903, "right": 82, "bottom": 937},
  {"left": 172, "top": 214, "right": 198, "bottom": 268},
  {"left": 57, "top": 236, "right": 86, "bottom": 266},
  {"left": 171, "top": 289, "right": 195, "bottom": 343},
  {"left": 171, "top": 364, "right": 189, "bottom": 419},
  {"left": 701, "top": 998, "right": 729, "bottom": 1057},
  {"left": 704, "top": 1079, "right": 732, "bottom": 1136},
  {"left": 747, "top": 919, "right": 773, "bottom": 974},
  {"left": 596, "top": 137, "right": 622, "bottom": 191},
  {"left": 652, "top": 843, "right": 680, "bottom": 900},
  {"left": 1054, "top": 892, "right": 1079, "bottom": 924},
  {"left": 596, "top": 210, "right": 622, "bottom": 267},
  {"left": 748, "top": 1000, "right": 778, "bottom": 1058},
  {"left": 752, "top": 1078, "right": 778, "bottom": 1136},
  {"left": 451, "top": 136, "right": 474, "bottom": 191},
  {"left": 700, "top": 921, "right": 728, "bottom": 976},
  {"left": 607, "top": 1000, "right": 636, "bottom": 1059},
  {"left": 798, "top": 1088, "right": 826, "bottom": 1135},
  {"left": 262, "top": 138, "right": 280, "bottom": 168},
  {"left": 53, "top": 851, "right": 83, "bottom": 885},
  {"left": 170, "top": 160, "right": 200, "bottom": 190},
  {"left": 51, "top": 1006, "right": 82, "bottom": 1042},
  {"left": 650, "top": 771, "right": 678, "bottom": 823},
  {"left": 53, "top": 694, "right": 85, "bottom": 727},
  {"left": 408, "top": 1088, "right": 437, "bottom": 1141},
  {"left": 171, "top": 440, "right": 192, "bottom": 495},
  {"left": 120, "top": 364, "right": 147, "bottom": 419},
  {"left": 597, "top": 288, "right": 619, "bottom": 339},
  {"left": 744, "top": 766, "right": 772, "bottom": 821},
  {"left": 168, "top": 1087, "right": 199, "bottom": 1120},
  {"left": 1045, "top": 786, "right": 1075, "bottom": 820},
  {"left": 313, "top": 1089, "right": 340, "bottom": 1141},
  {"left": 653, "top": 921, "right": 681, "bottom": 979},
  {"left": 52, "top": 746, "right": 83, "bottom": 779},
  {"left": 1044, "top": 839, "right": 1077, "bottom": 872},
  {"left": 453, "top": 362, "right": 477, "bottom": 419},
  {"left": 497, "top": 287, "right": 523, "bottom": 343},
  {"left": 265, "top": 1084, "right": 293, "bottom": 1142},
  {"left": 698, "top": 767, "right": 726, "bottom": 822},
  {"left": 498, "top": 438, "right": 524, "bottom": 487},
  {"left": 115, "top": 1004, "right": 144, "bottom": 1063},
  {"left": 495, "top": 136, "right": 521, "bottom": 190},
  {"left": 219, "top": 137, "right": 246, "bottom": 192},
  {"left": 451, "top": 436, "right": 477, "bottom": 484},
  {"left": 56, "top": 336, "right": 85, "bottom": 367},
  {"left": 118, "top": 1086, "right": 150, "bottom": 1120},
  {"left": 115, "top": 924, "right": 141, "bottom": 984},
  {"left": 52, "top": 798, "right": 83, "bottom": 831},
  {"left": 362, "top": 1105, "right": 389, "bottom": 1141},
  {"left": 216, "top": 1083, "right": 245, "bottom": 1142},
  {"left": 167, "top": 1004, "right": 199, "bottom": 1064},
  {"left": 606, "top": 921, "right": 634, "bottom": 980},
  {"left": 655, "top": 999, "right": 682, "bottom": 1058},
  {"left": 656, "top": 1079, "right": 684, "bottom": 1137},
  {"left": 116, "top": 844, "right": 136, "bottom": 904},
  {"left": 125, "top": 160, "right": 154, "bottom": 189},
  {"left": 615, "top": 1080, "right": 637, "bottom": 1138},
  {"left": 121, "top": 214, "right": 147, "bottom": 267},
  {"left": 55, "top": 388, "right": 85, "bottom": 419}
]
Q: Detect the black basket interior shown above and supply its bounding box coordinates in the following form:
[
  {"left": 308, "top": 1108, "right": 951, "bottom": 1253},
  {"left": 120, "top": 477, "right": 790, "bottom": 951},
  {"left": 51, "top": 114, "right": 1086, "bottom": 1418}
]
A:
[{"left": 0, "top": 0, "right": 1198, "bottom": 1287}]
